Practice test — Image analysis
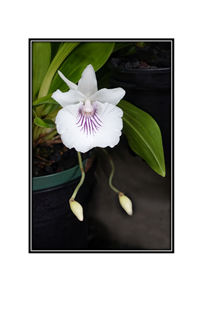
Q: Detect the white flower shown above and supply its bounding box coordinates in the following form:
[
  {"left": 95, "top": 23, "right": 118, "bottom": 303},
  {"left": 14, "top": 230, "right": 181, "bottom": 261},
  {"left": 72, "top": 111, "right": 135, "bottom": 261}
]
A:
[{"left": 51, "top": 64, "right": 125, "bottom": 153}]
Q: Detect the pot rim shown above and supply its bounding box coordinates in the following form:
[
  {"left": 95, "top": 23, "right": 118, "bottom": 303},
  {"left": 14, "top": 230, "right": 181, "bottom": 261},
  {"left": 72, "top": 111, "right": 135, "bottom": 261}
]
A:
[{"left": 32, "top": 159, "right": 87, "bottom": 191}]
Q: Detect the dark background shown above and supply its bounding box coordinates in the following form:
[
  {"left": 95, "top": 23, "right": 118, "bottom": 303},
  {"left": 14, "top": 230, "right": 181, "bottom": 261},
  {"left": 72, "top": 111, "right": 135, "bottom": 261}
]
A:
[{"left": 87, "top": 135, "right": 172, "bottom": 251}]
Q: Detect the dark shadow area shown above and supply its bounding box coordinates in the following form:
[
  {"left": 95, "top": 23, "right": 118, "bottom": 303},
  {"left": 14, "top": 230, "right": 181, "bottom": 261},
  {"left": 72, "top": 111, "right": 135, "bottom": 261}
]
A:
[{"left": 86, "top": 135, "right": 172, "bottom": 251}]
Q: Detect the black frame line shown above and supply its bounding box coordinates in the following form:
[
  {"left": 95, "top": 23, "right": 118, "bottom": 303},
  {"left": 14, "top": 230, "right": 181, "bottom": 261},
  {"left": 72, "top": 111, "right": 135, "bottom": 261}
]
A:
[{"left": 29, "top": 38, "right": 174, "bottom": 254}]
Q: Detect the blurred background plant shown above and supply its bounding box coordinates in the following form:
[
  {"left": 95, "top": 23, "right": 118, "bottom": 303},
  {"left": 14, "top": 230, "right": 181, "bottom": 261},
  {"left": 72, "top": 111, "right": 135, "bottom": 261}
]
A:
[{"left": 32, "top": 41, "right": 166, "bottom": 177}]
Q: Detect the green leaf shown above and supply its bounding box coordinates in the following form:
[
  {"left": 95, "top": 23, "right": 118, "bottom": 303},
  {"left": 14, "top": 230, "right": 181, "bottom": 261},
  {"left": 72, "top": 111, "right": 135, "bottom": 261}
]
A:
[
  {"left": 118, "top": 100, "right": 166, "bottom": 177},
  {"left": 113, "top": 42, "right": 133, "bottom": 52},
  {"left": 123, "top": 45, "right": 137, "bottom": 56},
  {"left": 32, "top": 42, "right": 51, "bottom": 100},
  {"left": 34, "top": 117, "right": 55, "bottom": 128},
  {"left": 50, "top": 42, "right": 61, "bottom": 61},
  {"left": 32, "top": 93, "right": 58, "bottom": 108},
  {"left": 41, "top": 103, "right": 60, "bottom": 116},
  {"left": 38, "top": 42, "right": 80, "bottom": 98},
  {"left": 32, "top": 109, "right": 37, "bottom": 119},
  {"left": 49, "top": 42, "right": 115, "bottom": 93},
  {"left": 135, "top": 42, "right": 146, "bottom": 48}
]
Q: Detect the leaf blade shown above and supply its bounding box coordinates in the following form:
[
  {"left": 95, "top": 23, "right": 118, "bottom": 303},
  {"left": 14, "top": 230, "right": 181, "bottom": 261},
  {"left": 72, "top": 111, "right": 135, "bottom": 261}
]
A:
[
  {"left": 34, "top": 117, "right": 55, "bottom": 129},
  {"left": 32, "top": 42, "right": 51, "bottom": 100},
  {"left": 49, "top": 42, "right": 115, "bottom": 93},
  {"left": 118, "top": 100, "right": 166, "bottom": 177},
  {"left": 32, "top": 93, "right": 58, "bottom": 108},
  {"left": 38, "top": 42, "right": 80, "bottom": 98},
  {"left": 41, "top": 104, "right": 60, "bottom": 116},
  {"left": 113, "top": 42, "right": 133, "bottom": 52}
]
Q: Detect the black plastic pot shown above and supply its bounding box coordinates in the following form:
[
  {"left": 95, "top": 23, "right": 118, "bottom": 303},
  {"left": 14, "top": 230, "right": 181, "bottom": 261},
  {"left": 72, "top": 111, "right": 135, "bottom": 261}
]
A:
[
  {"left": 109, "top": 61, "right": 171, "bottom": 164},
  {"left": 31, "top": 159, "right": 96, "bottom": 251}
]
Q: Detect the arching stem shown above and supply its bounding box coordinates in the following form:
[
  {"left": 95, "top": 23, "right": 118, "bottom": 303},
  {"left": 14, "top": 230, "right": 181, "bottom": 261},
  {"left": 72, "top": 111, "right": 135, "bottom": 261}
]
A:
[
  {"left": 100, "top": 148, "right": 121, "bottom": 194},
  {"left": 70, "top": 151, "right": 85, "bottom": 200}
]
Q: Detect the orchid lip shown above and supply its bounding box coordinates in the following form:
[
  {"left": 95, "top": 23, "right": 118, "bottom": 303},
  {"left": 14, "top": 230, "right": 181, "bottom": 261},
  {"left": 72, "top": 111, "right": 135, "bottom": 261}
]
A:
[{"left": 76, "top": 102, "right": 102, "bottom": 136}]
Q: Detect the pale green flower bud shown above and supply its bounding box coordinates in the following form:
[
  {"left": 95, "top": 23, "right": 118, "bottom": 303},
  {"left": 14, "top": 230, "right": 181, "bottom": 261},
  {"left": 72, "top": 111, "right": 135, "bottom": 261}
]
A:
[
  {"left": 69, "top": 199, "right": 83, "bottom": 221},
  {"left": 118, "top": 193, "right": 133, "bottom": 216}
]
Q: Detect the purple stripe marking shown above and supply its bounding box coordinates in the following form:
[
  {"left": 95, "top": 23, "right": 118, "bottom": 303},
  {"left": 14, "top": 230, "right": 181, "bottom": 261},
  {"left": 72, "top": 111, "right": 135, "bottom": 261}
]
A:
[{"left": 76, "top": 108, "right": 102, "bottom": 136}]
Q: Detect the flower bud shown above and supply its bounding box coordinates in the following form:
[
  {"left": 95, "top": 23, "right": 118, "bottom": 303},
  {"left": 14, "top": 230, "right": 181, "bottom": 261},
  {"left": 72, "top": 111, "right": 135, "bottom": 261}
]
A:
[
  {"left": 69, "top": 199, "right": 83, "bottom": 221},
  {"left": 118, "top": 193, "right": 133, "bottom": 216}
]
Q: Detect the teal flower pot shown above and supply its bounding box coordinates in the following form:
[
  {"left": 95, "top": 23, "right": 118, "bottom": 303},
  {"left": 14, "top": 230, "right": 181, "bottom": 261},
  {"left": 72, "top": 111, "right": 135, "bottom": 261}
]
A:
[
  {"left": 33, "top": 159, "right": 87, "bottom": 191},
  {"left": 31, "top": 158, "right": 96, "bottom": 251}
]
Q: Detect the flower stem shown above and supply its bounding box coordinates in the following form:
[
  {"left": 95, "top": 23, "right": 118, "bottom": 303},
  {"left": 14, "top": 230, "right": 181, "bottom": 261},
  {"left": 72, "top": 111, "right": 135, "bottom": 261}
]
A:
[
  {"left": 101, "top": 148, "right": 121, "bottom": 194},
  {"left": 70, "top": 152, "right": 85, "bottom": 200}
]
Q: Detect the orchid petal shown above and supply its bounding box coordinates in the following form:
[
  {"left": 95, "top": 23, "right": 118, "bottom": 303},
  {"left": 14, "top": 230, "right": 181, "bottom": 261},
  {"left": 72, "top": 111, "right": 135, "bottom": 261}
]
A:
[
  {"left": 51, "top": 89, "right": 86, "bottom": 107},
  {"left": 58, "top": 70, "right": 78, "bottom": 90},
  {"left": 58, "top": 111, "right": 96, "bottom": 153},
  {"left": 92, "top": 102, "right": 123, "bottom": 148},
  {"left": 89, "top": 88, "right": 125, "bottom": 106},
  {"left": 55, "top": 103, "right": 83, "bottom": 134},
  {"left": 78, "top": 64, "right": 98, "bottom": 98},
  {"left": 52, "top": 64, "right": 126, "bottom": 153},
  {"left": 57, "top": 101, "right": 123, "bottom": 152}
]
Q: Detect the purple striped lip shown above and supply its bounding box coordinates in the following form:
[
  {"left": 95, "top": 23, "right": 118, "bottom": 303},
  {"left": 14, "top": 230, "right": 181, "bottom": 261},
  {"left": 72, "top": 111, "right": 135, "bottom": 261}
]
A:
[{"left": 76, "top": 106, "right": 102, "bottom": 136}]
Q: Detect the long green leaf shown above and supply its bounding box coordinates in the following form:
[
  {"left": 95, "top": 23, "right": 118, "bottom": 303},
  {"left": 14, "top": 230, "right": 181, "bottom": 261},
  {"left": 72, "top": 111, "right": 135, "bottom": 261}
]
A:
[
  {"left": 38, "top": 42, "right": 80, "bottom": 98},
  {"left": 50, "top": 42, "right": 61, "bottom": 61},
  {"left": 113, "top": 42, "right": 133, "bottom": 52},
  {"left": 32, "top": 93, "right": 58, "bottom": 108},
  {"left": 32, "top": 42, "right": 51, "bottom": 100},
  {"left": 41, "top": 104, "right": 60, "bottom": 116},
  {"left": 49, "top": 42, "right": 115, "bottom": 93},
  {"left": 118, "top": 100, "right": 166, "bottom": 177},
  {"left": 34, "top": 117, "right": 55, "bottom": 129}
]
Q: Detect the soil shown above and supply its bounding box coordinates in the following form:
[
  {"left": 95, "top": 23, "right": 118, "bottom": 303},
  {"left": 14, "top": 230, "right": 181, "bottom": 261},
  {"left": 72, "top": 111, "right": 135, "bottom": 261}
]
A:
[
  {"left": 111, "top": 42, "right": 171, "bottom": 69},
  {"left": 33, "top": 142, "right": 92, "bottom": 178}
]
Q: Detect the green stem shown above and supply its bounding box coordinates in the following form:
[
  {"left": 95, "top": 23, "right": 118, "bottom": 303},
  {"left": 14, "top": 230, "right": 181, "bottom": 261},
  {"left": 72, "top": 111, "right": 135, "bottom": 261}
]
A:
[
  {"left": 101, "top": 148, "right": 121, "bottom": 194},
  {"left": 33, "top": 124, "right": 39, "bottom": 141},
  {"left": 70, "top": 152, "right": 85, "bottom": 200},
  {"left": 43, "top": 129, "right": 57, "bottom": 141}
]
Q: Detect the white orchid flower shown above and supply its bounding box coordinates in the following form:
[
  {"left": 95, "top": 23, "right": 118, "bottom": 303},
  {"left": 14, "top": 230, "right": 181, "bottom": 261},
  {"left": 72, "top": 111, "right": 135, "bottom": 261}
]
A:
[{"left": 51, "top": 64, "right": 125, "bottom": 153}]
